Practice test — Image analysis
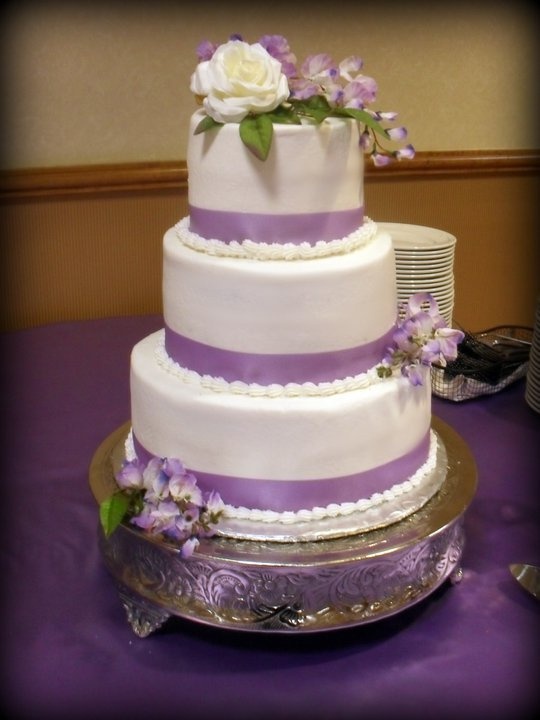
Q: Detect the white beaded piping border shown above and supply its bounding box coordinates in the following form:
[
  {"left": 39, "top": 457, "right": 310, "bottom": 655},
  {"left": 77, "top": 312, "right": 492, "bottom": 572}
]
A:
[
  {"left": 174, "top": 216, "right": 378, "bottom": 261},
  {"left": 154, "top": 329, "right": 385, "bottom": 398},
  {"left": 125, "top": 429, "right": 438, "bottom": 525}
]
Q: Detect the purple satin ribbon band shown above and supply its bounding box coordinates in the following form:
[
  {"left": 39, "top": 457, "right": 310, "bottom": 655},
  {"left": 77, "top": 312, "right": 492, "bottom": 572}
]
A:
[
  {"left": 164, "top": 324, "right": 395, "bottom": 385},
  {"left": 132, "top": 432, "right": 431, "bottom": 513},
  {"left": 189, "top": 205, "right": 364, "bottom": 244}
]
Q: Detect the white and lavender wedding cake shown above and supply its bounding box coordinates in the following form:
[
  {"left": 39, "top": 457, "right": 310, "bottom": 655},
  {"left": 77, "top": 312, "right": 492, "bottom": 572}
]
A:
[{"left": 100, "top": 34, "right": 463, "bottom": 554}]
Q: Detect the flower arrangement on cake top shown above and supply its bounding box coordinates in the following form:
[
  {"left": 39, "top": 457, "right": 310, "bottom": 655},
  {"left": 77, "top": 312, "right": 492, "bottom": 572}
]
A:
[
  {"left": 99, "top": 455, "right": 224, "bottom": 557},
  {"left": 191, "top": 34, "right": 415, "bottom": 162},
  {"left": 377, "top": 293, "right": 465, "bottom": 386}
]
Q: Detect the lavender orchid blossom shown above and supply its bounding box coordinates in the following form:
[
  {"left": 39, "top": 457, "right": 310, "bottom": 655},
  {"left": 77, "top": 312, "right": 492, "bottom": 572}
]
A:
[
  {"left": 195, "top": 39, "right": 218, "bottom": 62},
  {"left": 115, "top": 458, "right": 145, "bottom": 490},
  {"left": 103, "top": 453, "right": 225, "bottom": 554},
  {"left": 258, "top": 34, "right": 298, "bottom": 78},
  {"left": 378, "top": 292, "right": 464, "bottom": 386}
]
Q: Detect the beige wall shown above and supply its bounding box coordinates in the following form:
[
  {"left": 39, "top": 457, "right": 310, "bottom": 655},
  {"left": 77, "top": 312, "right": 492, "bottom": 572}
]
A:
[{"left": 3, "top": 0, "right": 538, "bottom": 169}]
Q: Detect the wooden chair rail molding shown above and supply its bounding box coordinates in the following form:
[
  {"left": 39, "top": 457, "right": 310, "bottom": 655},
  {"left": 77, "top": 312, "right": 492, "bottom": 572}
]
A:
[{"left": 1, "top": 150, "right": 539, "bottom": 199}]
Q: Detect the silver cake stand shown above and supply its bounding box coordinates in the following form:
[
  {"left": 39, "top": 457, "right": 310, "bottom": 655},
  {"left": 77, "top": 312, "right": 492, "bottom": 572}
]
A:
[{"left": 90, "top": 416, "right": 476, "bottom": 636}]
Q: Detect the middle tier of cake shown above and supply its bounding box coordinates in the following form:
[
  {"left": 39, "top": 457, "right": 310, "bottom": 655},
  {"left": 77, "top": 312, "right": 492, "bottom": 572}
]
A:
[{"left": 162, "top": 220, "right": 397, "bottom": 385}]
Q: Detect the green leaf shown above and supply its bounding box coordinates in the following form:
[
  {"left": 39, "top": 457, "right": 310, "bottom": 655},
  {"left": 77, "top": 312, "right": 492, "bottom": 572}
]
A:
[
  {"left": 99, "top": 493, "right": 130, "bottom": 537},
  {"left": 266, "top": 105, "right": 302, "bottom": 125},
  {"left": 302, "top": 108, "right": 332, "bottom": 124},
  {"left": 299, "top": 95, "right": 332, "bottom": 111},
  {"left": 290, "top": 96, "right": 333, "bottom": 124},
  {"left": 194, "top": 115, "right": 222, "bottom": 135},
  {"left": 239, "top": 114, "right": 274, "bottom": 161},
  {"left": 333, "top": 107, "right": 388, "bottom": 138}
]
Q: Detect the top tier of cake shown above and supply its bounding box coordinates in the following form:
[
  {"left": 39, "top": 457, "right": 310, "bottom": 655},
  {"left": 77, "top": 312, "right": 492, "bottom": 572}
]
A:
[{"left": 187, "top": 109, "right": 364, "bottom": 245}]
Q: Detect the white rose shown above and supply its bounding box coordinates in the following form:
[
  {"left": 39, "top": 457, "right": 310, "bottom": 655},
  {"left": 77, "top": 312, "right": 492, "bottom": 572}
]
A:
[{"left": 189, "top": 40, "right": 290, "bottom": 123}]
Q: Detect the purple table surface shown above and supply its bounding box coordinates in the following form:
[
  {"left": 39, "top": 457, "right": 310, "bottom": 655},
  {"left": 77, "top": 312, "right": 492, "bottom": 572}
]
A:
[{"left": 2, "top": 315, "right": 539, "bottom": 720}]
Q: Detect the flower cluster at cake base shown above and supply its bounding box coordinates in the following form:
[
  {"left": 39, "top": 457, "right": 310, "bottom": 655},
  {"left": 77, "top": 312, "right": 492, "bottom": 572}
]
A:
[
  {"left": 191, "top": 33, "right": 414, "bottom": 163},
  {"left": 377, "top": 292, "right": 465, "bottom": 386},
  {"left": 99, "top": 456, "right": 224, "bottom": 557}
]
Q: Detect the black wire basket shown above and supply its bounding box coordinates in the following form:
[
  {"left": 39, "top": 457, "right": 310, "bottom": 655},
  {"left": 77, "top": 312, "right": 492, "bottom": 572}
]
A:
[{"left": 431, "top": 325, "right": 532, "bottom": 401}]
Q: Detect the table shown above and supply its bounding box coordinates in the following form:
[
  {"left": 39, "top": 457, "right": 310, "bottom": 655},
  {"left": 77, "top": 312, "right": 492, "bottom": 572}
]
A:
[{"left": 2, "top": 316, "right": 539, "bottom": 719}]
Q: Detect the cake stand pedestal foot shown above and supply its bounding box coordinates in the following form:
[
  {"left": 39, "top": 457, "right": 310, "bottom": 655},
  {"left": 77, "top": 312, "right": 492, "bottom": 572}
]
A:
[{"left": 116, "top": 584, "right": 171, "bottom": 637}]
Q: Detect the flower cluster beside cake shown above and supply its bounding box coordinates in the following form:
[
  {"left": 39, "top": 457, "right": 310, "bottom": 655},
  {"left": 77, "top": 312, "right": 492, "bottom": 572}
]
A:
[{"left": 99, "top": 35, "right": 463, "bottom": 556}]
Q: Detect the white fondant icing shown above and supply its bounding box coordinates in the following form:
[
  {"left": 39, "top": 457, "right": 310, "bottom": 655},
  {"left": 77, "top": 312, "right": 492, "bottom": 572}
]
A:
[
  {"left": 188, "top": 109, "right": 364, "bottom": 215},
  {"left": 163, "top": 227, "right": 397, "bottom": 355}
]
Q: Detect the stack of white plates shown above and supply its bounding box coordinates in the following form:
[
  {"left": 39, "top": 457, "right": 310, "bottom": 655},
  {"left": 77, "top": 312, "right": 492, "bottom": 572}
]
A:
[
  {"left": 379, "top": 222, "right": 457, "bottom": 326},
  {"left": 525, "top": 298, "right": 540, "bottom": 413}
]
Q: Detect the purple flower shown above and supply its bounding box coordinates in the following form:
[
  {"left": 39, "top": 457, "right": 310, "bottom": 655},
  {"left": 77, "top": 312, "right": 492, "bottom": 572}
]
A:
[
  {"left": 394, "top": 144, "right": 416, "bottom": 160},
  {"left": 196, "top": 40, "right": 218, "bottom": 62},
  {"left": 162, "top": 457, "right": 186, "bottom": 476},
  {"left": 439, "top": 327, "right": 465, "bottom": 357},
  {"left": 142, "top": 457, "right": 170, "bottom": 501},
  {"left": 405, "top": 291, "right": 442, "bottom": 320},
  {"left": 300, "top": 53, "right": 337, "bottom": 84},
  {"left": 199, "top": 490, "right": 226, "bottom": 536},
  {"left": 181, "top": 537, "right": 200, "bottom": 558},
  {"left": 206, "top": 490, "right": 225, "bottom": 514},
  {"left": 169, "top": 472, "right": 203, "bottom": 506},
  {"left": 258, "top": 34, "right": 297, "bottom": 77},
  {"left": 359, "top": 129, "right": 373, "bottom": 151},
  {"left": 391, "top": 320, "right": 420, "bottom": 360},
  {"left": 116, "top": 459, "right": 144, "bottom": 490},
  {"left": 372, "top": 152, "right": 392, "bottom": 167},
  {"left": 338, "top": 55, "right": 364, "bottom": 82},
  {"left": 130, "top": 503, "right": 157, "bottom": 531},
  {"left": 387, "top": 126, "right": 408, "bottom": 141},
  {"left": 378, "top": 292, "right": 464, "bottom": 385},
  {"left": 183, "top": 503, "right": 201, "bottom": 525},
  {"left": 428, "top": 327, "right": 464, "bottom": 365},
  {"left": 116, "top": 452, "right": 225, "bottom": 551},
  {"left": 288, "top": 77, "right": 319, "bottom": 100},
  {"left": 343, "top": 77, "right": 377, "bottom": 108},
  {"left": 402, "top": 362, "right": 426, "bottom": 386},
  {"left": 326, "top": 83, "right": 344, "bottom": 106},
  {"left": 378, "top": 111, "right": 398, "bottom": 122},
  {"left": 148, "top": 500, "right": 184, "bottom": 537},
  {"left": 328, "top": 79, "right": 372, "bottom": 109}
]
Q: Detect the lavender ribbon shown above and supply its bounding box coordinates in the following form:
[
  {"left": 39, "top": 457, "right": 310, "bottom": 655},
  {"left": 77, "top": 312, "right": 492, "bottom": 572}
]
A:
[
  {"left": 132, "top": 432, "right": 431, "bottom": 513},
  {"left": 189, "top": 205, "right": 364, "bottom": 244},
  {"left": 164, "top": 323, "right": 396, "bottom": 385}
]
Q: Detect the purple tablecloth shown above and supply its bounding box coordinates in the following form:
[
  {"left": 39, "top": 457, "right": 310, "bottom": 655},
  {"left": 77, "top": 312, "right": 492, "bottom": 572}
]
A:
[{"left": 2, "top": 316, "right": 539, "bottom": 720}]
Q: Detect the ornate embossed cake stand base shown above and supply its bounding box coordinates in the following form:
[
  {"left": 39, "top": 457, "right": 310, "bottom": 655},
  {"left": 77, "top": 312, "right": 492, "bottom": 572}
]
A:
[{"left": 90, "top": 417, "right": 476, "bottom": 636}]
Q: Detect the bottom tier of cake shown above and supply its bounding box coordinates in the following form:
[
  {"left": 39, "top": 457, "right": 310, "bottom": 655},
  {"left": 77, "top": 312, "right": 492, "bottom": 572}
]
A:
[{"left": 129, "top": 330, "right": 433, "bottom": 528}]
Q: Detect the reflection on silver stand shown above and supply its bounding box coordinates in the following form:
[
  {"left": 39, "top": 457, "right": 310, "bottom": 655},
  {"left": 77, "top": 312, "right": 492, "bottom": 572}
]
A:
[{"left": 90, "top": 417, "right": 476, "bottom": 636}]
